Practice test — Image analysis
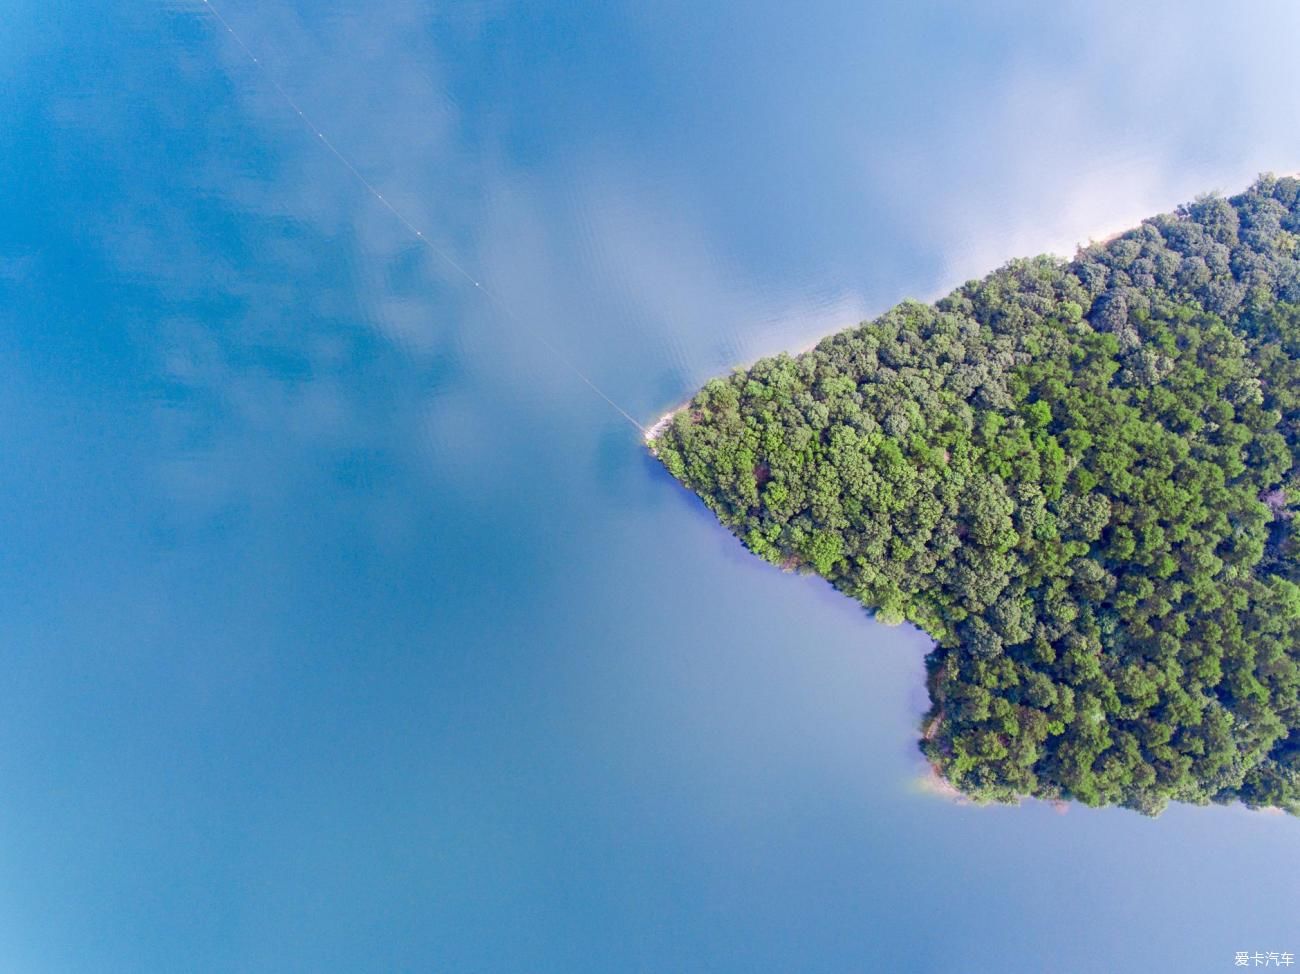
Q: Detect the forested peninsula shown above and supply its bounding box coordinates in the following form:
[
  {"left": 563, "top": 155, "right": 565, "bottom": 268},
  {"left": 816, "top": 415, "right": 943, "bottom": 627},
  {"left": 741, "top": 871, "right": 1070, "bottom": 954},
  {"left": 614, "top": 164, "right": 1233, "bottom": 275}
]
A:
[{"left": 652, "top": 176, "right": 1300, "bottom": 816}]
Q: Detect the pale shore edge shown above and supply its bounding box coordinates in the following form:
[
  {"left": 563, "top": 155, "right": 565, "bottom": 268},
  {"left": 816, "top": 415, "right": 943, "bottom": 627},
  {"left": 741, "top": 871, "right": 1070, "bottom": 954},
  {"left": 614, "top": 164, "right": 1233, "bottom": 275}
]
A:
[
  {"left": 644, "top": 336, "right": 832, "bottom": 448},
  {"left": 644, "top": 399, "right": 695, "bottom": 449}
]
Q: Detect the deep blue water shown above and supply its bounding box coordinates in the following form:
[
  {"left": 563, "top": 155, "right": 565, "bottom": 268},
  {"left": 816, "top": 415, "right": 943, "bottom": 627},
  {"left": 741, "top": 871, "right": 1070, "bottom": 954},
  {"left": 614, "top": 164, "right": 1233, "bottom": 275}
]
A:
[{"left": 2, "top": 1, "right": 1299, "bottom": 970}]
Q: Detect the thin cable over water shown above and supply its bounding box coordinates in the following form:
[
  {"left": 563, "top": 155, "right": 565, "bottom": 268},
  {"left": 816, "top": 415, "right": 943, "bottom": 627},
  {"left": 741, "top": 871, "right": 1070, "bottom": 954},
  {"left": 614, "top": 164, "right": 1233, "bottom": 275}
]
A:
[{"left": 196, "top": 0, "right": 647, "bottom": 435}]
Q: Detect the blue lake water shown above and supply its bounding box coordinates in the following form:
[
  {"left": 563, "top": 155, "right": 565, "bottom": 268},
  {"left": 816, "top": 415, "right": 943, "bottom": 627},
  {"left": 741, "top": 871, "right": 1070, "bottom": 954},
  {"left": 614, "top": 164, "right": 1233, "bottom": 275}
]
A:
[{"left": 3, "top": 0, "right": 1299, "bottom": 970}]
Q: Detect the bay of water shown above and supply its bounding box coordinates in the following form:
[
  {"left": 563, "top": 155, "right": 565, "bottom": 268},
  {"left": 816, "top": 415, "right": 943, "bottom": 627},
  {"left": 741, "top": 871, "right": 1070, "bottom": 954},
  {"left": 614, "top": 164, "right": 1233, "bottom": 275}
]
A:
[{"left": 2, "top": 1, "right": 1298, "bottom": 970}]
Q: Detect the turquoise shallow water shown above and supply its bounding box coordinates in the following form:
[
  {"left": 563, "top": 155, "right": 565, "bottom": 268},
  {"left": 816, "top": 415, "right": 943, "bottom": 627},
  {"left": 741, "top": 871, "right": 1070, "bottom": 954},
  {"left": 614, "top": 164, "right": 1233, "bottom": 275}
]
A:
[{"left": 2, "top": 1, "right": 1299, "bottom": 970}]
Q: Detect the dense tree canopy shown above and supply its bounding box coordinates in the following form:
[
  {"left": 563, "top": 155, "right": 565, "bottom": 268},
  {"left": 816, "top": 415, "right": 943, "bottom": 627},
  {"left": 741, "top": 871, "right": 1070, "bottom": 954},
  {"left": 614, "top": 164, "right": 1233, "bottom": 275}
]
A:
[{"left": 653, "top": 176, "right": 1300, "bottom": 815}]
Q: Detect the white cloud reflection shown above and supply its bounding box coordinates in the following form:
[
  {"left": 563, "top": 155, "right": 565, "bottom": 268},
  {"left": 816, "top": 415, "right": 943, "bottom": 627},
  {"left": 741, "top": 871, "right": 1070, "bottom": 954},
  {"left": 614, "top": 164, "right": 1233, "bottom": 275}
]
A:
[
  {"left": 861, "top": 0, "right": 1300, "bottom": 291},
  {"left": 55, "top": 0, "right": 1300, "bottom": 528}
]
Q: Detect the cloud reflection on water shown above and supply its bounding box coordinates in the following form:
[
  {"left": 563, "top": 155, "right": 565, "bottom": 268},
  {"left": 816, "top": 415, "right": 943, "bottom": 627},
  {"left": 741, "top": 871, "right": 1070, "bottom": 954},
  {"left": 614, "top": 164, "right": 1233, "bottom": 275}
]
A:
[{"left": 68, "top": 0, "right": 1300, "bottom": 533}]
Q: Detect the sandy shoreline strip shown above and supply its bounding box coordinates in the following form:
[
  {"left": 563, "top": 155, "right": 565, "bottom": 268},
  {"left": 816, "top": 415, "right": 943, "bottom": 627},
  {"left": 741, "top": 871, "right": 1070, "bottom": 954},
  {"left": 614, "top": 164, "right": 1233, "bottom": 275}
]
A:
[
  {"left": 644, "top": 413, "right": 675, "bottom": 443},
  {"left": 644, "top": 335, "right": 835, "bottom": 446},
  {"left": 644, "top": 398, "right": 695, "bottom": 446}
]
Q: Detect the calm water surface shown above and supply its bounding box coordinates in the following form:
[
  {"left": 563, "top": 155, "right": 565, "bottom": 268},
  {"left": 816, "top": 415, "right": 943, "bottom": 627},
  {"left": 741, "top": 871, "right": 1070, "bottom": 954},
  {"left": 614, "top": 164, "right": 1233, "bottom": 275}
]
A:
[{"left": 2, "top": 1, "right": 1299, "bottom": 970}]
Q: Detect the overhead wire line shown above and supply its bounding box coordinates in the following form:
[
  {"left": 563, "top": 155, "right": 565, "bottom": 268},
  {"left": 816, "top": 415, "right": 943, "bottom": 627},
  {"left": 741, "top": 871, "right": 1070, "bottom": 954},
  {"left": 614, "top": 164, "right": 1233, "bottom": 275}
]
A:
[{"left": 197, "top": 0, "right": 648, "bottom": 435}]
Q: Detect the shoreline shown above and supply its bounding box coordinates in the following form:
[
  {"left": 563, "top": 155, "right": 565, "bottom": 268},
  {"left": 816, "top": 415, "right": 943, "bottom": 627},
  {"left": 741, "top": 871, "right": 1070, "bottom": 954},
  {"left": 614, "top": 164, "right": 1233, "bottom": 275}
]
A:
[
  {"left": 643, "top": 409, "right": 679, "bottom": 444},
  {"left": 643, "top": 334, "right": 835, "bottom": 448},
  {"left": 914, "top": 763, "right": 970, "bottom": 805},
  {"left": 644, "top": 398, "right": 695, "bottom": 449}
]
